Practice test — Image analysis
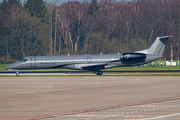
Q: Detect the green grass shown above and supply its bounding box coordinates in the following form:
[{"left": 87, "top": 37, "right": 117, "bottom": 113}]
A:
[
  {"left": 1, "top": 64, "right": 180, "bottom": 72},
  {"left": 105, "top": 66, "right": 180, "bottom": 71},
  {"left": 0, "top": 64, "right": 74, "bottom": 71},
  {"left": 0, "top": 64, "right": 9, "bottom": 71}
]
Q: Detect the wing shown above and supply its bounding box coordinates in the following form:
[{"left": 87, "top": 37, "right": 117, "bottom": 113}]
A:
[{"left": 78, "top": 63, "right": 110, "bottom": 71}]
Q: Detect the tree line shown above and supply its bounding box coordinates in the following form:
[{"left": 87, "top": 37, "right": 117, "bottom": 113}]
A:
[{"left": 0, "top": 0, "right": 180, "bottom": 63}]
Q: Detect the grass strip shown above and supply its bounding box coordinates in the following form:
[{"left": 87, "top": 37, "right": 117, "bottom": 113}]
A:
[{"left": 1, "top": 64, "right": 180, "bottom": 72}]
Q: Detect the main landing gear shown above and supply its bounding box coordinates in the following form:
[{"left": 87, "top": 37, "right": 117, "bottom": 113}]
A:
[
  {"left": 95, "top": 71, "right": 103, "bottom": 75},
  {"left": 16, "top": 71, "right": 19, "bottom": 76}
]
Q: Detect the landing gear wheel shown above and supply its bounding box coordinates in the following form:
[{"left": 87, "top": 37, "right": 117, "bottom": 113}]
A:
[
  {"left": 96, "top": 71, "right": 103, "bottom": 75},
  {"left": 16, "top": 71, "right": 19, "bottom": 76}
]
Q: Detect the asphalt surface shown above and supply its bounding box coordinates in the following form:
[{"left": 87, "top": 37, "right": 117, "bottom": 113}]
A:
[
  {"left": 0, "top": 76, "right": 180, "bottom": 120},
  {"left": 0, "top": 70, "right": 180, "bottom": 76},
  {"left": 1, "top": 70, "right": 180, "bottom": 73}
]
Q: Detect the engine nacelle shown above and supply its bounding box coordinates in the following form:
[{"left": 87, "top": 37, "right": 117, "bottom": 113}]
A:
[{"left": 120, "top": 53, "right": 146, "bottom": 62}]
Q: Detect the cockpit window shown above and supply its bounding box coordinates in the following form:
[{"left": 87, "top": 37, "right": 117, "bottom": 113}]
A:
[
  {"left": 24, "top": 59, "right": 27, "bottom": 62},
  {"left": 20, "top": 59, "right": 24, "bottom": 62},
  {"left": 20, "top": 58, "right": 28, "bottom": 62}
]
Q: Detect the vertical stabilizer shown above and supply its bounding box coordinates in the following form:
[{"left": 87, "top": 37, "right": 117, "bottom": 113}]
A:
[{"left": 136, "top": 36, "right": 173, "bottom": 56}]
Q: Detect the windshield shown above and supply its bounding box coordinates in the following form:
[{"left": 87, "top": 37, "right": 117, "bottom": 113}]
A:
[{"left": 20, "top": 58, "right": 28, "bottom": 62}]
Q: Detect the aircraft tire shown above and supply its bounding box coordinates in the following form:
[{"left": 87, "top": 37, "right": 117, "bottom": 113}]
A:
[
  {"left": 96, "top": 71, "right": 103, "bottom": 75},
  {"left": 16, "top": 72, "right": 19, "bottom": 76}
]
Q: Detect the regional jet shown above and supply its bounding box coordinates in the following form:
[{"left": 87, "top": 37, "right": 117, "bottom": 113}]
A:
[{"left": 6, "top": 36, "right": 173, "bottom": 76}]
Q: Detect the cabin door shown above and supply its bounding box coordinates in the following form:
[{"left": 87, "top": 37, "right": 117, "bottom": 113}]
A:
[{"left": 30, "top": 56, "right": 36, "bottom": 67}]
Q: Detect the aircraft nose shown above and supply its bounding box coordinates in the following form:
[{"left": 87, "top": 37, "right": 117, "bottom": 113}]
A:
[
  {"left": 5, "top": 66, "right": 10, "bottom": 69},
  {"left": 6, "top": 64, "right": 14, "bottom": 69},
  {"left": 6, "top": 63, "right": 18, "bottom": 70}
]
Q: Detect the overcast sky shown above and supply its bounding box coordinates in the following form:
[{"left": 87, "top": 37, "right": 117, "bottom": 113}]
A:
[{"left": 0, "top": 0, "right": 132, "bottom": 5}]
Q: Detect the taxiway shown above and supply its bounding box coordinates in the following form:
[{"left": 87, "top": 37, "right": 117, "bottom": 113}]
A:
[{"left": 0, "top": 76, "right": 179, "bottom": 120}]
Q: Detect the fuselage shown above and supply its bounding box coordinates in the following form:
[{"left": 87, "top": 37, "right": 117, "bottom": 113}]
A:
[{"left": 6, "top": 53, "right": 161, "bottom": 71}]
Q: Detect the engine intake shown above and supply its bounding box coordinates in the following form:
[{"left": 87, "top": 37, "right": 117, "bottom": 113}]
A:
[{"left": 120, "top": 53, "right": 146, "bottom": 62}]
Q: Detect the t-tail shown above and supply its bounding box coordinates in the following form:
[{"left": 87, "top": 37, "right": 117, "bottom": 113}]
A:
[{"left": 136, "top": 36, "right": 173, "bottom": 56}]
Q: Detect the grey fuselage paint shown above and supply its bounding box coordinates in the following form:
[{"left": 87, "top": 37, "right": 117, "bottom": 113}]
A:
[{"left": 5, "top": 53, "right": 160, "bottom": 70}]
